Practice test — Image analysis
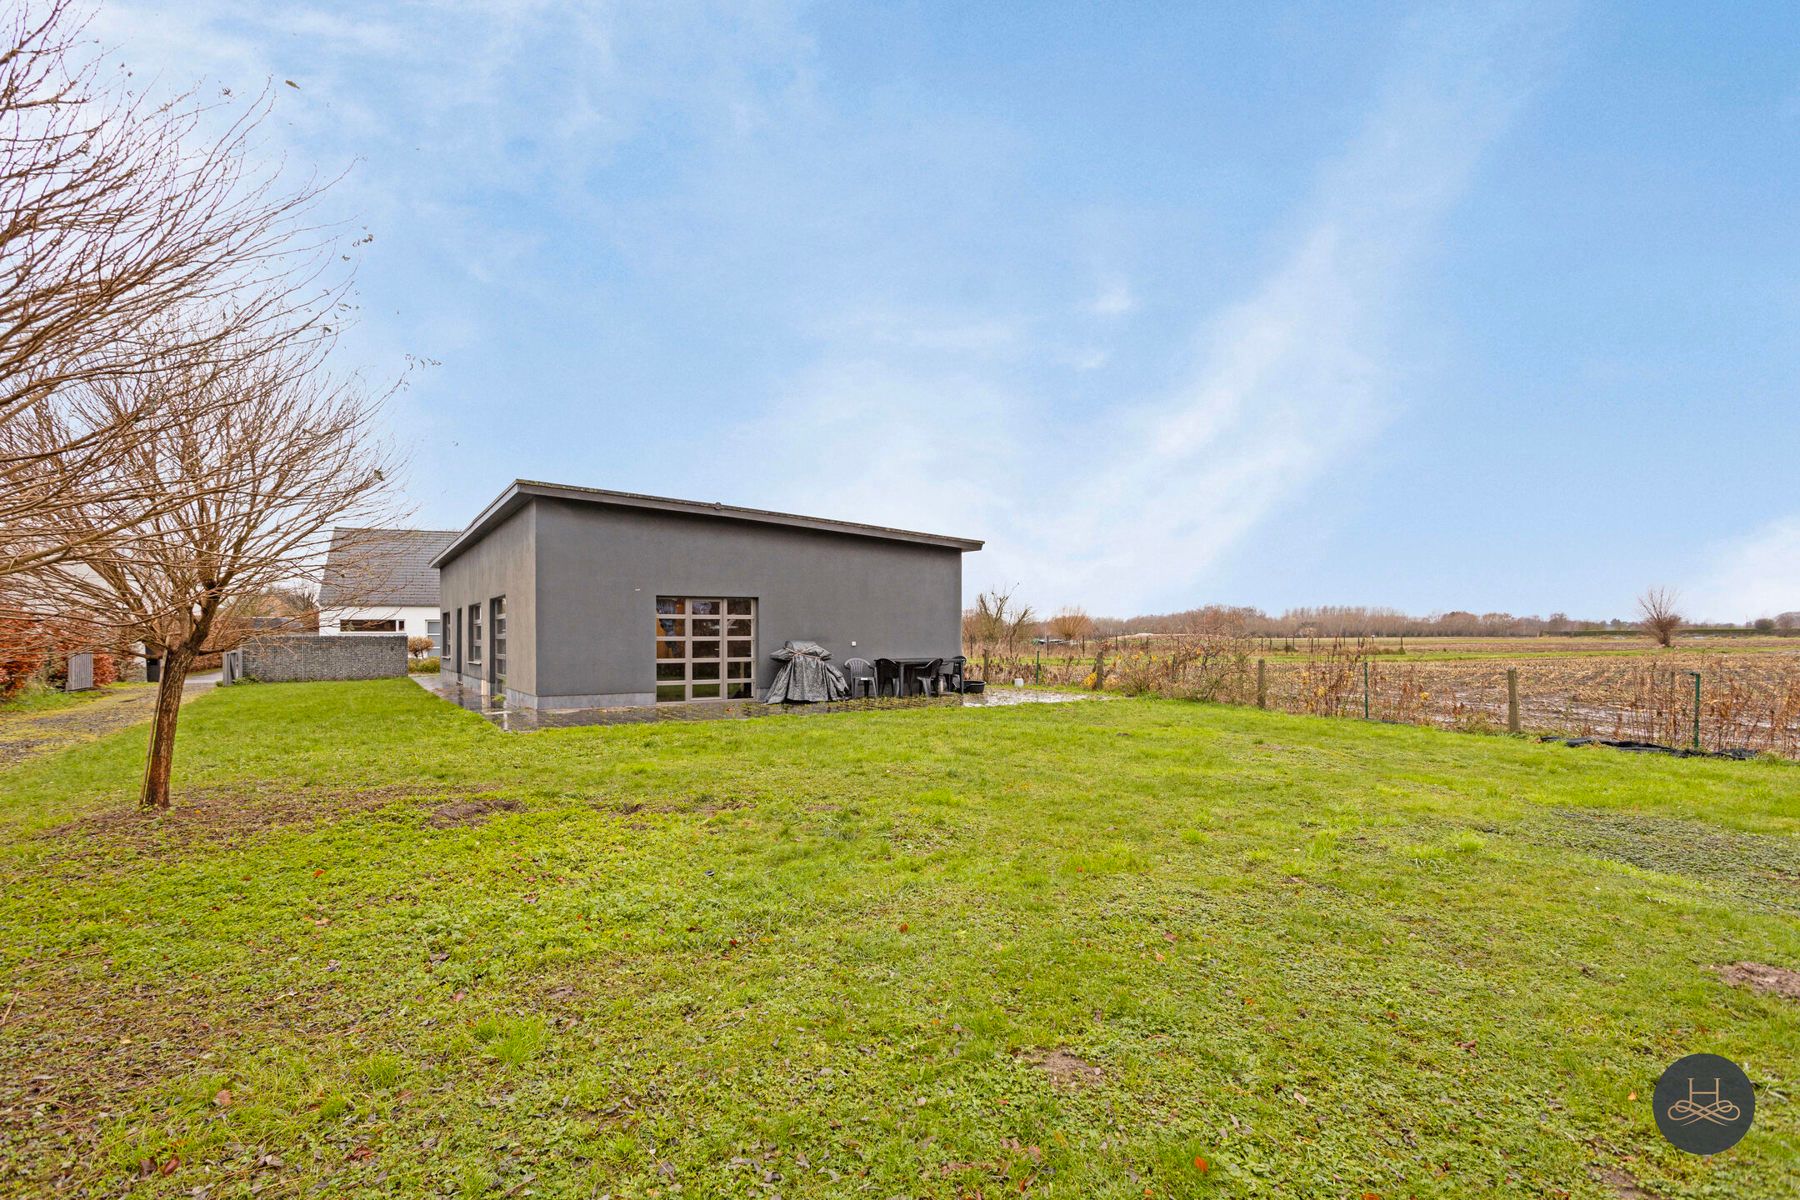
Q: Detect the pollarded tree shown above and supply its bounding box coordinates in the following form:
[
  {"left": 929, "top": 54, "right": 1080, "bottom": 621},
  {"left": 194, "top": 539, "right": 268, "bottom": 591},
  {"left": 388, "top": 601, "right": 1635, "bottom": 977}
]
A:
[
  {"left": 1637, "top": 586, "right": 1682, "bottom": 648},
  {"left": 18, "top": 319, "right": 399, "bottom": 809},
  {"left": 1047, "top": 606, "right": 1095, "bottom": 648}
]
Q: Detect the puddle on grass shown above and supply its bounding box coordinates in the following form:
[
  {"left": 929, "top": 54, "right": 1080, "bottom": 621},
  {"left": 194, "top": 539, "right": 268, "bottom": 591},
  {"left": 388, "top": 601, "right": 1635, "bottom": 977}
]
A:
[{"left": 412, "top": 674, "right": 1106, "bottom": 732}]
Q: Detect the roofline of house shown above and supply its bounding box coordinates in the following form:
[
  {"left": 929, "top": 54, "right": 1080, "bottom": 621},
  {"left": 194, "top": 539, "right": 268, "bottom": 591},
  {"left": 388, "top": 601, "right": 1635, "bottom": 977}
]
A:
[
  {"left": 430, "top": 480, "right": 985, "bottom": 568},
  {"left": 333, "top": 526, "right": 464, "bottom": 537}
]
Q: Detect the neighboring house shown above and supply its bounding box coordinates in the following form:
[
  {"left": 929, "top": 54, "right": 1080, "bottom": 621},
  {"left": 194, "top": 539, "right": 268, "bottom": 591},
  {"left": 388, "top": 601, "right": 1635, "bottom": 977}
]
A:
[
  {"left": 431, "top": 480, "right": 983, "bottom": 709},
  {"left": 317, "top": 527, "right": 461, "bottom": 652}
]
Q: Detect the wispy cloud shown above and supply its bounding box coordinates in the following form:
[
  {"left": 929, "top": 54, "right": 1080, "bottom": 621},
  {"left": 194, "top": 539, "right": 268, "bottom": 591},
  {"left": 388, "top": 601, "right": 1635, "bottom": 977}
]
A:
[
  {"left": 91, "top": 0, "right": 818, "bottom": 493},
  {"left": 753, "top": 6, "right": 1565, "bottom": 612},
  {"left": 1021, "top": 9, "right": 1566, "bottom": 612},
  {"left": 1690, "top": 514, "right": 1800, "bottom": 621},
  {"left": 95, "top": 1, "right": 1569, "bottom": 615},
  {"left": 1086, "top": 278, "right": 1136, "bottom": 317}
]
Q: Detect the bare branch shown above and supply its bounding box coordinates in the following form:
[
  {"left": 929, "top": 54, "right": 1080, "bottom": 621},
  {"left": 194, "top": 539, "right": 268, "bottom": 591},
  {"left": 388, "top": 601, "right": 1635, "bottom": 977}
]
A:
[
  {"left": 0, "top": 0, "right": 346, "bottom": 578},
  {"left": 9, "top": 314, "right": 401, "bottom": 808},
  {"left": 1638, "top": 587, "right": 1682, "bottom": 648}
]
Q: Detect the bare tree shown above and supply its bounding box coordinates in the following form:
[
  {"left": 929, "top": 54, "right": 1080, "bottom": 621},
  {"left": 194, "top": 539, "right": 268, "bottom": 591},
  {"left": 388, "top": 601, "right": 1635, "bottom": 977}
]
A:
[
  {"left": 0, "top": 0, "right": 338, "bottom": 578},
  {"left": 1047, "top": 606, "right": 1094, "bottom": 647},
  {"left": 963, "top": 586, "right": 1035, "bottom": 682},
  {"left": 1638, "top": 586, "right": 1682, "bottom": 648},
  {"left": 15, "top": 321, "right": 398, "bottom": 809}
]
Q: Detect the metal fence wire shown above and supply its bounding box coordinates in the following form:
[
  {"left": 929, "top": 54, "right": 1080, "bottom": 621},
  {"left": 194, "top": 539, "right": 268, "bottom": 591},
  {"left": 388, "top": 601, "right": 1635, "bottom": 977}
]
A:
[{"left": 965, "top": 643, "right": 1800, "bottom": 758}]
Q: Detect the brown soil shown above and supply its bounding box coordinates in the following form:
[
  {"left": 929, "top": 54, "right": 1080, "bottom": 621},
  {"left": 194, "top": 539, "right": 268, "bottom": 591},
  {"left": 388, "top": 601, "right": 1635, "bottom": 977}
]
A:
[
  {"left": 1027, "top": 1048, "right": 1105, "bottom": 1090},
  {"left": 427, "top": 796, "right": 522, "bottom": 828},
  {"left": 1592, "top": 1166, "right": 1662, "bottom": 1199},
  {"left": 38, "top": 785, "right": 516, "bottom": 867},
  {"left": 1716, "top": 961, "right": 1800, "bottom": 1001}
]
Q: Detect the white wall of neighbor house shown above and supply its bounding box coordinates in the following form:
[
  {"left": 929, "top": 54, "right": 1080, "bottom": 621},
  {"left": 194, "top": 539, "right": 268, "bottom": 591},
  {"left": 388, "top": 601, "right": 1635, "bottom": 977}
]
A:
[{"left": 319, "top": 606, "right": 444, "bottom": 652}]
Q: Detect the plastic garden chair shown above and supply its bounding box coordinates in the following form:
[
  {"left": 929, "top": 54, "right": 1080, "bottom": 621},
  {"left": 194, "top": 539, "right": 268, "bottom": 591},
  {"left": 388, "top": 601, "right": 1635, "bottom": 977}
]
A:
[{"left": 842, "top": 657, "right": 877, "bottom": 698}]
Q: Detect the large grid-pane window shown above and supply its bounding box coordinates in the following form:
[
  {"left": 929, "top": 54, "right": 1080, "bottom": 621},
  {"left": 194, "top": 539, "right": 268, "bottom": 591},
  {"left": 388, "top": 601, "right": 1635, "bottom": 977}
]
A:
[
  {"left": 655, "top": 596, "right": 755, "bottom": 703},
  {"left": 490, "top": 596, "right": 506, "bottom": 689},
  {"left": 467, "top": 602, "right": 483, "bottom": 667},
  {"left": 428, "top": 618, "right": 443, "bottom": 655}
]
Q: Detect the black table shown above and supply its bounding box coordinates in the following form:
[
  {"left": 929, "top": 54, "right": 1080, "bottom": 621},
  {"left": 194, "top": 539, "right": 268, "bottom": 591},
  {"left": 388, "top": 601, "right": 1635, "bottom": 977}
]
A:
[{"left": 877, "top": 656, "right": 946, "bottom": 697}]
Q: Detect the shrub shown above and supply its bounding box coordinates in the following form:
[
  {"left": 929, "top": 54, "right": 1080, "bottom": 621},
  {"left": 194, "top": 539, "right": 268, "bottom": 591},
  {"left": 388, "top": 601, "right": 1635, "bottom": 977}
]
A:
[
  {"left": 407, "top": 635, "right": 435, "bottom": 659},
  {"left": 410, "top": 656, "right": 441, "bottom": 674},
  {"left": 0, "top": 619, "right": 48, "bottom": 700}
]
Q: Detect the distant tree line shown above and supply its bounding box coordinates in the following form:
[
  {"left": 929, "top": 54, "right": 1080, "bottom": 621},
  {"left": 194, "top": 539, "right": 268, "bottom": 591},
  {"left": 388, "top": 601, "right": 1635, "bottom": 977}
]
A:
[{"left": 1065, "top": 604, "right": 1800, "bottom": 640}]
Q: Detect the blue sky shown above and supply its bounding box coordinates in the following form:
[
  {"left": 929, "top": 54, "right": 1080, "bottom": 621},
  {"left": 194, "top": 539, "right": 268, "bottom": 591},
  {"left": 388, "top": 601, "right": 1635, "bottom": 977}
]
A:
[{"left": 97, "top": 2, "right": 1800, "bottom": 620}]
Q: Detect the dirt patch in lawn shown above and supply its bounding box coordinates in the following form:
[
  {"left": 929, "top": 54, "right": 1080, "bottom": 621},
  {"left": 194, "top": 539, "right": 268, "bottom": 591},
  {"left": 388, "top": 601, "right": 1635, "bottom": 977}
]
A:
[
  {"left": 1026, "top": 1048, "right": 1105, "bottom": 1090},
  {"left": 1715, "top": 961, "right": 1800, "bottom": 1001},
  {"left": 1592, "top": 1166, "right": 1662, "bottom": 1199},
  {"left": 428, "top": 796, "right": 522, "bottom": 828},
  {"left": 39, "top": 784, "right": 508, "bottom": 861}
]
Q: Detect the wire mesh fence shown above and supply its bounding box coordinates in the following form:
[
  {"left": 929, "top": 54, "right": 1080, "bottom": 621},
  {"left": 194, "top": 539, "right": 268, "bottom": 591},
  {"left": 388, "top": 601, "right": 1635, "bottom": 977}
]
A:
[{"left": 964, "top": 641, "right": 1800, "bottom": 758}]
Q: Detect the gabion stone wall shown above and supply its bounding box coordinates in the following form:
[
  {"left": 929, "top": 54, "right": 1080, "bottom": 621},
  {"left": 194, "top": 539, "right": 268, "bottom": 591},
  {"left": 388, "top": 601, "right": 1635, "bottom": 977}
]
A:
[{"left": 239, "top": 635, "right": 408, "bottom": 683}]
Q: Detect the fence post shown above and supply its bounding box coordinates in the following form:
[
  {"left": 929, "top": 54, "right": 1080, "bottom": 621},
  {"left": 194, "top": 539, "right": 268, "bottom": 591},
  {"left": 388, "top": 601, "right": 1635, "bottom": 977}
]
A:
[
  {"left": 1506, "top": 667, "right": 1520, "bottom": 734},
  {"left": 1688, "top": 670, "right": 1701, "bottom": 751},
  {"left": 1256, "top": 658, "right": 1267, "bottom": 709},
  {"left": 1362, "top": 661, "right": 1370, "bottom": 719}
]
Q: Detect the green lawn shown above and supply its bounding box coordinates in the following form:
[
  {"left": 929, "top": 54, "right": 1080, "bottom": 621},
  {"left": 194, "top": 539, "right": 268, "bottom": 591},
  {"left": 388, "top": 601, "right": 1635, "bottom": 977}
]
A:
[
  {"left": 0, "top": 681, "right": 122, "bottom": 715},
  {"left": 2, "top": 680, "right": 1797, "bottom": 1198}
]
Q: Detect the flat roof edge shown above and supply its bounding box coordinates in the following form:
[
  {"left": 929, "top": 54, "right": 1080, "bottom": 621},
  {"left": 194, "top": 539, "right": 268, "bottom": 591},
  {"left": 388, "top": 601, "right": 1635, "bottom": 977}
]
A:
[{"left": 431, "top": 480, "right": 984, "bottom": 568}]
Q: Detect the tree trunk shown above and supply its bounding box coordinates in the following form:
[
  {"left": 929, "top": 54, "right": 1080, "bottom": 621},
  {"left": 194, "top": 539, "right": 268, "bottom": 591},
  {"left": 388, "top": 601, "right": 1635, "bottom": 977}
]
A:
[{"left": 139, "top": 644, "right": 194, "bottom": 810}]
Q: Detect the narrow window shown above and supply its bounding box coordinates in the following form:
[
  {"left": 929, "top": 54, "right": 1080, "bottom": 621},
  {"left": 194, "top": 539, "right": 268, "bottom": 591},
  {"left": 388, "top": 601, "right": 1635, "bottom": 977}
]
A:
[
  {"left": 467, "top": 602, "right": 483, "bottom": 666},
  {"left": 490, "top": 596, "right": 507, "bottom": 689}
]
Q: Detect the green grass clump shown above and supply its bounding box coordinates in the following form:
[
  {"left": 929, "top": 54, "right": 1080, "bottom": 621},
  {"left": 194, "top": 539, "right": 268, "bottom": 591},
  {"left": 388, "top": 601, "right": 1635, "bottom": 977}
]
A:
[{"left": 1, "top": 678, "right": 1796, "bottom": 1198}]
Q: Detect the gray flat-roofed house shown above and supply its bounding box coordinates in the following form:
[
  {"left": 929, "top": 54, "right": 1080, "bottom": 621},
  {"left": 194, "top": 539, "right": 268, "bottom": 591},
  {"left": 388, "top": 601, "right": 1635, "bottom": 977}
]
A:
[{"left": 430, "top": 481, "right": 983, "bottom": 710}]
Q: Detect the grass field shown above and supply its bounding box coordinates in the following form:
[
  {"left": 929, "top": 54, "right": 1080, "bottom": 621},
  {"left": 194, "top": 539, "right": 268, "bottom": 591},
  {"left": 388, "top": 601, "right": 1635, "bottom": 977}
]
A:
[
  {"left": 0, "top": 682, "right": 121, "bottom": 716},
  {"left": 3, "top": 680, "right": 1798, "bottom": 1198}
]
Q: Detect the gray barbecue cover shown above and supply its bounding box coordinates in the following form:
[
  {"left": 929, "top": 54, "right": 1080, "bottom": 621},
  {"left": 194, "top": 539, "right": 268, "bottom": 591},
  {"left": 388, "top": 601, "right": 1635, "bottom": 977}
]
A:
[{"left": 765, "top": 640, "right": 849, "bottom": 704}]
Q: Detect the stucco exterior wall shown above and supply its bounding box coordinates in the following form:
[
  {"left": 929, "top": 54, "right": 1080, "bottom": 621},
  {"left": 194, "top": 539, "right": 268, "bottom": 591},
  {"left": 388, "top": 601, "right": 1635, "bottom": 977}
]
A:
[
  {"left": 498, "top": 497, "right": 965, "bottom": 708},
  {"left": 435, "top": 503, "right": 538, "bottom": 706},
  {"left": 319, "top": 605, "right": 442, "bottom": 649}
]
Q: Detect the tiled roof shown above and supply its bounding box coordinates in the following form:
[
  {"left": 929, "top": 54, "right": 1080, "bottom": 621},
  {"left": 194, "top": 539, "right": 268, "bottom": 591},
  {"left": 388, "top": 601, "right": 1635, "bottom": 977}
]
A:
[{"left": 317, "top": 527, "right": 461, "bottom": 609}]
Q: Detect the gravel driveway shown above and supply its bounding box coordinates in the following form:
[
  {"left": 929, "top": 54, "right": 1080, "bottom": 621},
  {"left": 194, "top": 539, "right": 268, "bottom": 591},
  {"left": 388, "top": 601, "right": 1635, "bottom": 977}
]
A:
[{"left": 0, "top": 675, "right": 217, "bottom": 770}]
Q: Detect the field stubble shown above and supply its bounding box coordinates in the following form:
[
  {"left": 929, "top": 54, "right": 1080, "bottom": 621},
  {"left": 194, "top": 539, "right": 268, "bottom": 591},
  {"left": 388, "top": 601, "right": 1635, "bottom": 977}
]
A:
[{"left": 968, "top": 637, "right": 1800, "bottom": 757}]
